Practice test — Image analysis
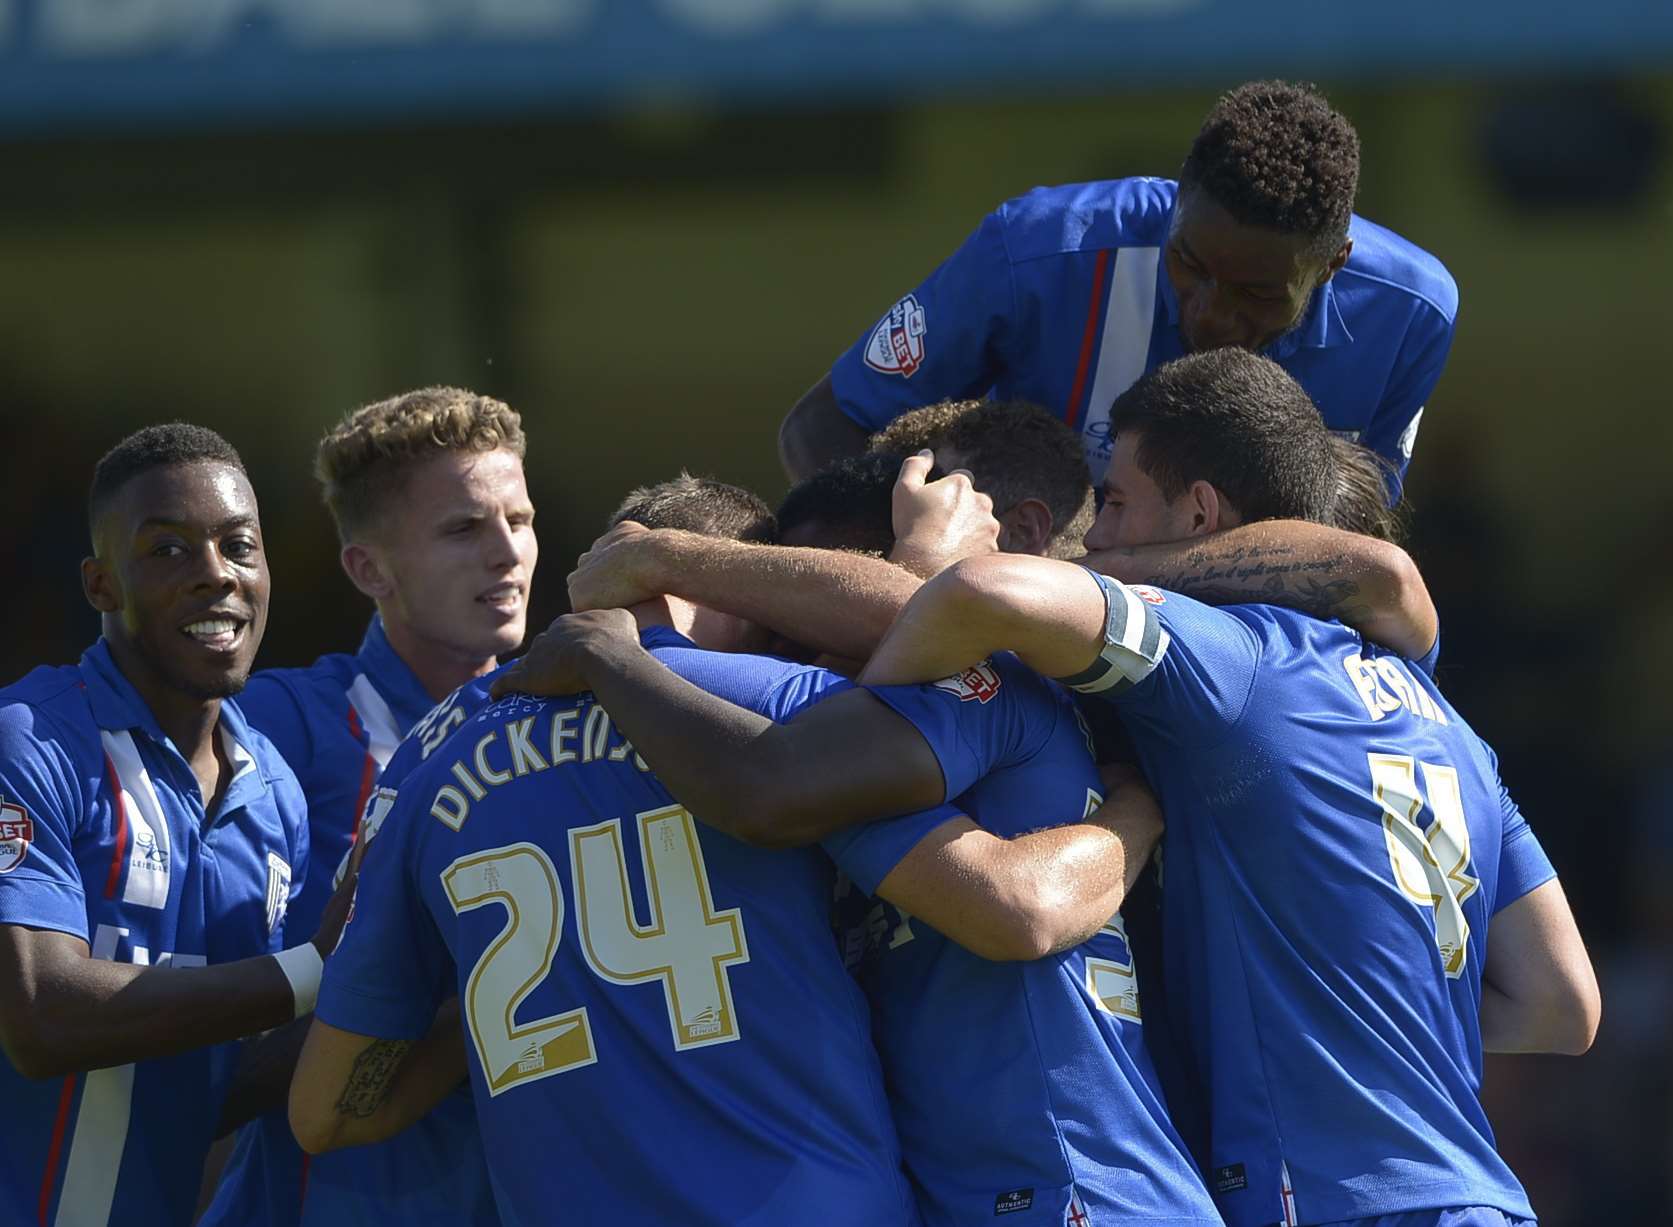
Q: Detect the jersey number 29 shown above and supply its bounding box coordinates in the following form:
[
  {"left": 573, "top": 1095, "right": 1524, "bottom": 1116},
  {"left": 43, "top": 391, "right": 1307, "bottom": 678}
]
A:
[{"left": 442, "top": 804, "right": 750, "bottom": 1096}]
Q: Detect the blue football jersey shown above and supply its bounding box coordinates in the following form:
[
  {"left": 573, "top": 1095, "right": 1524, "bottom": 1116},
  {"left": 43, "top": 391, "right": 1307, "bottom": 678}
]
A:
[
  {"left": 0, "top": 640, "right": 308, "bottom": 1227},
  {"left": 830, "top": 177, "right": 1458, "bottom": 493},
  {"left": 316, "top": 651, "right": 921, "bottom": 1226},
  {"left": 1050, "top": 574, "right": 1554, "bottom": 1226},
  {"left": 842, "top": 654, "right": 1221, "bottom": 1227},
  {"left": 203, "top": 616, "right": 496, "bottom": 1227}
]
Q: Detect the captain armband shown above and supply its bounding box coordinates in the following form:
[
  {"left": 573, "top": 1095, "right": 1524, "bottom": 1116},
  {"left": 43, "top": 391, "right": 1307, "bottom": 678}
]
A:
[{"left": 1054, "top": 568, "right": 1170, "bottom": 696}]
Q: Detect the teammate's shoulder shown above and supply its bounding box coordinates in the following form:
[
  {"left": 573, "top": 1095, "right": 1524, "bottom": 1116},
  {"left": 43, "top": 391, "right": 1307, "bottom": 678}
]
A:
[
  {"left": 244, "top": 651, "right": 359, "bottom": 712},
  {"left": 1341, "top": 213, "right": 1459, "bottom": 322},
  {"left": 994, "top": 177, "right": 1177, "bottom": 264}
]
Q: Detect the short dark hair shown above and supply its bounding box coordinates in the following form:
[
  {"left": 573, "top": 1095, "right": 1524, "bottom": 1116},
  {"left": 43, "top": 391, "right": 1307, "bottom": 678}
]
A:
[
  {"left": 316, "top": 386, "right": 525, "bottom": 542},
  {"left": 1110, "top": 350, "right": 1337, "bottom": 525},
  {"left": 776, "top": 452, "right": 912, "bottom": 556},
  {"left": 1327, "top": 436, "right": 1406, "bottom": 543},
  {"left": 1179, "top": 80, "right": 1360, "bottom": 260},
  {"left": 867, "top": 399, "right": 1093, "bottom": 559},
  {"left": 89, "top": 423, "right": 246, "bottom": 538},
  {"left": 610, "top": 473, "right": 777, "bottom": 544}
]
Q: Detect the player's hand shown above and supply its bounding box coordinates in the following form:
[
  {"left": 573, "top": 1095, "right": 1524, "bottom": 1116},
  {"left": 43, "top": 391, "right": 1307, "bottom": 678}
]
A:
[
  {"left": 489, "top": 608, "right": 644, "bottom": 699},
  {"left": 311, "top": 867, "right": 359, "bottom": 959},
  {"left": 567, "top": 521, "right": 664, "bottom": 612},
  {"left": 888, "top": 451, "right": 1000, "bottom": 579}
]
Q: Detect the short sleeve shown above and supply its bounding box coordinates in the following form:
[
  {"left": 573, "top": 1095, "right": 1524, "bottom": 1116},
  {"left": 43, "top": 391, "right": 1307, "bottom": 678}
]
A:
[
  {"left": 0, "top": 706, "right": 90, "bottom": 940},
  {"left": 1412, "top": 628, "right": 1441, "bottom": 679},
  {"left": 864, "top": 655, "right": 1046, "bottom": 803},
  {"left": 828, "top": 208, "right": 1017, "bottom": 432},
  {"left": 820, "top": 802, "right": 966, "bottom": 896},
  {"left": 1492, "top": 777, "right": 1556, "bottom": 915},
  {"left": 1058, "top": 573, "right": 1262, "bottom": 748},
  {"left": 316, "top": 789, "right": 451, "bottom": 1040},
  {"left": 1359, "top": 293, "right": 1457, "bottom": 497}
]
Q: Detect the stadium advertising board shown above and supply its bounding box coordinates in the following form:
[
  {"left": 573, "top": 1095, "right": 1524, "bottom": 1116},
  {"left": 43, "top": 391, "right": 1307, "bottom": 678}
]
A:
[{"left": 1, "top": 0, "right": 1671, "bottom": 131}]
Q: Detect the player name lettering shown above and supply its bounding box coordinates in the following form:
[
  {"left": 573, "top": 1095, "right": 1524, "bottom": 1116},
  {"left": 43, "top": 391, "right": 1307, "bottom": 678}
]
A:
[
  {"left": 1341, "top": 653, "right": 1448, "bottom": 726},
  {"left": 431, "top": 705, "right": 651, "bottom": 831}
]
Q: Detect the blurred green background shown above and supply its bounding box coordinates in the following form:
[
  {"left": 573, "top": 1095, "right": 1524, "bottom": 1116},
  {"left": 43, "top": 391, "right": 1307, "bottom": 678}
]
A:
[{"left": 3, "top": 67, "right": 1670, "bottom": 1222}]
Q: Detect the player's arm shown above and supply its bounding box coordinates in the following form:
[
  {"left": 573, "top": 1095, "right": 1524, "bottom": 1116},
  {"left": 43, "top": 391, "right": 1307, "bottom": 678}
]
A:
[
  {"left": 0, "top": 733, "right": 351, "bottom": 1079},
  {"left": 779, "top": 373, "right": 872, "bottom": 482},
  {"left": 489, "top": 611, "right": 947, "bottom": 847},
  {"left": 1080, "top": 520, "right": 1438, "bottom": 660},
  {"left": 1479, "top": 878, "right": 1600, "bottom": 1055},
  {"left": 289, "top": 1002, "right": 467, "bottom": 1154},
  {"left": 871, "top": 767, "right": 1160, "bottom": 962},
  {"left": 860, "top": 554, "right": 1109, "bottom": 688},
  {"left": 0, "top": 921, "right": 340, "bottom": 1078},
  {"left": 568, "top": 456, "right": 997, "bottom": 661}
]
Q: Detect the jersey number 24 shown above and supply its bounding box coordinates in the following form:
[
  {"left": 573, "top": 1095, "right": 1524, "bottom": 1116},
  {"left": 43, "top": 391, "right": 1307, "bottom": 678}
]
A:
[{"left": 441, "top": 803, "right": 750, "bottom": 1096}]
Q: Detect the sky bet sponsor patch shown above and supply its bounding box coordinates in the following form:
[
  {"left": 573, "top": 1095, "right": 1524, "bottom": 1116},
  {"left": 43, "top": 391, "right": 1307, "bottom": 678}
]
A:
[
  {"left": 863, "top": 292, "right": 927, "bottom": 377},
  {"left": 0, "top": 798, "right": 31, "bottom": 873},
  {"left": 931, "top": 660, "right": 1002, "bottom": 704}
]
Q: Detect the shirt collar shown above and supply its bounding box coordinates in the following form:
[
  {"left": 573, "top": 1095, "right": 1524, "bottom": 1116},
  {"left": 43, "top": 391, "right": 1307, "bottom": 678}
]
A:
[
  {"left": 1151, "top": 227, "right": 1354, "bottom": 356},
  {"left": 214, "top": 696, "right": 272, "bottom": 814},
  {"left": 81, "top": 637, "right": 272, "bottom": 814},
  {"left": 355, "top": 615, "right": 447, "bottom": 732},
  {"left": 80, "top": 638, "right": 170, "bottom": 744}
]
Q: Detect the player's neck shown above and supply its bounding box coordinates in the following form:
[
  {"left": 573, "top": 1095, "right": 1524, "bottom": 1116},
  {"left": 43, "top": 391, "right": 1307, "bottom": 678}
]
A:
[
  {"left": 379, "top": 615, "right": 498, "bottom": 702},
  {"left": 103, "top": 634, "right": 227, "bottom": 790}
]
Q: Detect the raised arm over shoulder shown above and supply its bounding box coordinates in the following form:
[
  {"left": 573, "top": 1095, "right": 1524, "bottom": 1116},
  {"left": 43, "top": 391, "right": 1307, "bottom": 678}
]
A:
[{"left": 1080, "top": 520, "right": 1438, "bottom": 660}]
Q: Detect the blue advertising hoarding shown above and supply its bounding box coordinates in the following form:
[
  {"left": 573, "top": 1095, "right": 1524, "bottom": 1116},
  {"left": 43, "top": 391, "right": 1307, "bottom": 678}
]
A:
[{"left": 1, "top": 0, "right": 1670, "bottom": 132}]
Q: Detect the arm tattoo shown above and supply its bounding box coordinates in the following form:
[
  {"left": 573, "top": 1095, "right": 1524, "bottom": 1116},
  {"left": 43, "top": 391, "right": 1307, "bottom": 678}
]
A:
[
  {"left": 1140, "top": 543, "right": 1371, "bottom": 623},
  {"left": 334, "top": 1039, "right": 412, "bottom": 1119}
]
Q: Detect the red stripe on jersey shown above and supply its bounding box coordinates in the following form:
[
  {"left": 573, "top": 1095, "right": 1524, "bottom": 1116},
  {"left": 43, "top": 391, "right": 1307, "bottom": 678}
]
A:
[
  {"left": 1064, "top": 248, "right": 1112, "bottom": 430},
  {"left": 299, "top": 1151, "right": 312, "bottom": 1213},
  {"left": 101, "top": 755, "right": 129, "bottom": 900},
  {"left": 38, "top": 1073, "right": 77, "bottom": 1225},
  {"left": 347, "top": 705, "right": 377, "bottom": 845}
]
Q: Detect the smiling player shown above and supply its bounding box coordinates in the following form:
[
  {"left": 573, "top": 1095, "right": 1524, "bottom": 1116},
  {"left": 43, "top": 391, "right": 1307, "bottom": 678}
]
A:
[
  {"left": 781, "top": 80, "right": 1457, "bottom": 496},
  {"left": 0, "top": 424, "right": 333, "bottom": 1227}
]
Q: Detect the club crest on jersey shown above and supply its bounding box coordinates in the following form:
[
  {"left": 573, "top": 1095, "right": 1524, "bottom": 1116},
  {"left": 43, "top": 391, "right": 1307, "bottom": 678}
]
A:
[
  {"left": 1130, "top": 585, "right": 1166, "bottom": 605},
  {"left": 265, "top": 851, "right": 292, "bottom": 937},
  {"left": 863, "top": 293, "right": 927, "bottom": 377},
  {"left": 0, "top": 799, "right": 32, "bottom": 874},
  {"left": 931, "top": 660, "right": 1002, "bottom": 704}
]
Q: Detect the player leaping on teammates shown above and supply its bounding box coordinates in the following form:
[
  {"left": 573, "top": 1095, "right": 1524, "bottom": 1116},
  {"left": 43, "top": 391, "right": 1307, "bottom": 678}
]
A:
[
  {"left": 203, "top": 389, "right": 531, "bottom": 1227},
  {"left": 0, "top": 426, "right": 361, "bottom": 1227},
  {"left": 781, "top": 79, "right": 1457, "bottom": 498}
]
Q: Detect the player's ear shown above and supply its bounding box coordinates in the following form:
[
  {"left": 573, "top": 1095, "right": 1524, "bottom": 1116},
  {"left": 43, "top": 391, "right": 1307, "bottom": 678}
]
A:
[
  {"left": 339, "top": 542, "right": 394, "bottom": 602},
  {"left": 1321, "top": 237, "right": 1353, "bottom": 283},
  {"left": 997, "top": 498, "right": 1054, "bottom": 557},
  {"left": 1182, "top": 480, "right": 1227, "bottom": 536},
  {"left": 81, "top": 556, "right": 120, "bottom": 614}
]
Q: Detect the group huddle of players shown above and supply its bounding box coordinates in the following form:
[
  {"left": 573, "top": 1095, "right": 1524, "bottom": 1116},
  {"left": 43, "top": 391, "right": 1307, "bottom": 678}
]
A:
[{"left": 0, "top": 80, "right": 1598, "bottom": 1227}]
